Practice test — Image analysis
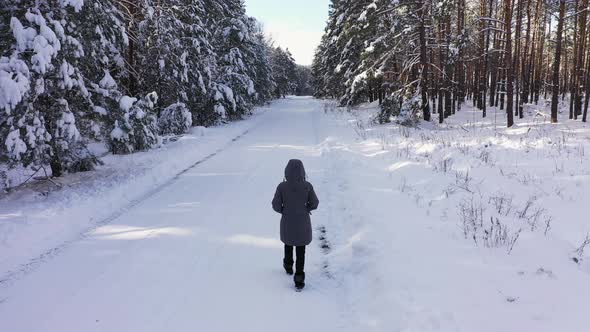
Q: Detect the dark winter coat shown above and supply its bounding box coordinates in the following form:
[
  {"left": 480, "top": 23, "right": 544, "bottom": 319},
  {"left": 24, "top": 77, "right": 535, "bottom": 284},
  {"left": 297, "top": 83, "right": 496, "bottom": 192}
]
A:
[{"left": 272, "top": 159, "right": 319, "bottom": 246}]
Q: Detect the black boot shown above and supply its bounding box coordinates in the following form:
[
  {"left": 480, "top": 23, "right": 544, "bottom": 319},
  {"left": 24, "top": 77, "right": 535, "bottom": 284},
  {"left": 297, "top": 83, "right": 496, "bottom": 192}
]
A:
[
  {"left": 283, "top": 259, "right": 294, "bottom": 275},
  {"left": 294, "top": 272, "right": 305, "bottom": 290}
]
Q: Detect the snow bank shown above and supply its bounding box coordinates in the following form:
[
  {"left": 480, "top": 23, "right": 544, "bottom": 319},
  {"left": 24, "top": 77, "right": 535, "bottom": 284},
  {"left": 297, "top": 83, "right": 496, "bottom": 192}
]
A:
[{"left": 318, "top": 100, "right": 590, "bottom": 331}]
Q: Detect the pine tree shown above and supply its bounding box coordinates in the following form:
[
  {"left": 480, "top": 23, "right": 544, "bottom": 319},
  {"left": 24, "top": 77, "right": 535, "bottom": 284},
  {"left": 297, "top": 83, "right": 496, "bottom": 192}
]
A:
[
  {"left": 311, "top": 35, "right": 329, "bottom": 98},
  {"left": 208, "top": 0, "right": 257, "bottom": 120},
  {"left": 1, "top": 0, "right": 278, "bottom": 183},
  {"left": 294, "top": 65, "right": 313, "bottom": 96},
  {"left": 340, "top": 0, "right": 390, "bottom": 106},
  {"left": 128, "top": 0, "right": 213, "bottom": 126},
  {"left": 1, "top": 0, "right": 127, "bottom": 175},
  {"left": 245, "top": 18, "right": 275, "bottom": 104},
  {"left": 270, "top": 47, "right": 297, "bottom": 98},
  {"left": 317, "top": 1, "right": 349, "bottom": 99}
]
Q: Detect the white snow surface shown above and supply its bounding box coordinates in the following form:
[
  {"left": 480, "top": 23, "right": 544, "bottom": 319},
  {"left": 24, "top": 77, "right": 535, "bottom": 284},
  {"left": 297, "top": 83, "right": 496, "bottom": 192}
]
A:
[
  {"left": 99, "top": 70, "right": 117, "bottom": 90},
  {"left": 119, "top": 96, "right": 137, "bottom": 111},
  {"left": 60, "top": 0, "right": 85, "bottom": 12},
  {"left": 0, "top": 56, "right": 30, "bottom": 112},
  {"left": 1, "top": 97, "right": 590, "bottom": 331}
]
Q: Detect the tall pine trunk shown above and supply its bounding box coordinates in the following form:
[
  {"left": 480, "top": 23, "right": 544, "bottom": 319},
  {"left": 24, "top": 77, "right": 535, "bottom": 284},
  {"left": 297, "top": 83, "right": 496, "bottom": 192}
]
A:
[
  {"left": 417, "top": 0, "right": 431, "bottom": 122},
  {"left": 514, "top": 0, "right": 523, "bottom": 119},
  {"left": 551, "top": 0, "right": 566, "bottom": 123},
  {"left": 504, "top": 0, "right": 515, "bottom": 127},
  {"left": 574, "top": 0, "right": 588, "bottom": 118}
]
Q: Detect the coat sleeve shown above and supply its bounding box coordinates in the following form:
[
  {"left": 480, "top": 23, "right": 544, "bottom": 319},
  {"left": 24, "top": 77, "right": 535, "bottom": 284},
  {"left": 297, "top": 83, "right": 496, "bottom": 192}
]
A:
[
  {"left": 272, "top": 185, "right": 283, "bottom": 214},
  {"left": 307, "top": 184, "right": 319, "bottom": 212}
]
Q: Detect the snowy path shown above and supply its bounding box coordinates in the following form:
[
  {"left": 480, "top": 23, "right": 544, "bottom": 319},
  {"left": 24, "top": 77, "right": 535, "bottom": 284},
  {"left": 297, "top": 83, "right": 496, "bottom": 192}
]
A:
[
  {"left": 0, "top": 97, "right": 351, "bottom": 331},
  {"left": 2, "top": 97, "right": 590, "bottom": 332}
]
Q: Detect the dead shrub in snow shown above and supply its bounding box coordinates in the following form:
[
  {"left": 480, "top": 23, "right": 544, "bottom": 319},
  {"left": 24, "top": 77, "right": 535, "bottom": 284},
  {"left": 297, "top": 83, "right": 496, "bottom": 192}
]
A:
[
  {"left": 553, "top": 160, "right": 565, "bottom": 174},
  {"left": 458, "top": 196, "right": 485, "bottom": 241},
  {"left": 353, "top": 118, "right": 368, "bottom": 140},
  {"left": 398, "top": 177, "right": 413, "bottom": 193},
  {"left": 543, "top": 216, "right": 552, "bottom": 236},
  {"left": 433, "top": 157, "right": 454, "bottom": 173},
  {"left": 519, "top": 132, "right": 536, "bottom": 153},
  {"left": 457, "top": 144, "right": 471, "bottom": 155},
  {"left": 443, "top": 185, "right": 457, "bottom": 198},
  {"left": 399, "top": 126, "right": 411, "bottom": 139},
  {"left": 489, "top": 193, "right": 514, "bottom": 216},
  {"left": 573, "top": 233, "right": 590, "bottom": 263},
  {"left": 377, "top": 133, "right": 391, "bottom": 150},
  {"left": 549, "top": 133, "right": 569, "bottom": 155},
  {"left": 444, "top": 170, "right": 476, "bottom": 198},
  {"left": 483, "top": 217, "right": 522, "bottom": 254},
  {"left": 517, "top": 173, "right": 540, "bottom": 186},
  {"left": 459, "top": 196, "right": 522, "bottom": 253},
  {"left": 419, "top": 132, "right": 432, "bottom": 144},
  {"left": 453, "top": 171, "right": 474, "bottom": 193},
  {"left": 396, "top": 144, "right": 412, "bottom": 159},
  {"left": 516, "top": 196, "right": 552, "bottom": 233},
  {"left": 575, "top": 144, "right": 585, "bottom": 163},
  {"left": 433, "top": 135, "right": 452, "bottom": 148},
  {"left": 554, "top": 186, "right": 566, "bottom": 200},
  {"left": 516, "top": 197, "right": 535, "bottom": 219},
  {"left": 414, "top": 193, "right": 424, "bottom": 206},
  {"left": 478, "top": 149, "right": 492, "bottom": 165}
]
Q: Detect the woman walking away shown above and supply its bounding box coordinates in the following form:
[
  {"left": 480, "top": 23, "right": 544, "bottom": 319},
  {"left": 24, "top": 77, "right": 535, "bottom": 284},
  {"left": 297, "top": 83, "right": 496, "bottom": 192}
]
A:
[{"left": 272, "top": 159, "right": 319, "bottom": 290}]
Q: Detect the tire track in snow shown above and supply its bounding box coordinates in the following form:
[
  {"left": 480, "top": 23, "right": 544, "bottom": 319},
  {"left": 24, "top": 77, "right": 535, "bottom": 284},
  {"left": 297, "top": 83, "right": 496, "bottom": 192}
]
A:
[{"left": 0, "top": 117, "right": 265, "bottom": 288}]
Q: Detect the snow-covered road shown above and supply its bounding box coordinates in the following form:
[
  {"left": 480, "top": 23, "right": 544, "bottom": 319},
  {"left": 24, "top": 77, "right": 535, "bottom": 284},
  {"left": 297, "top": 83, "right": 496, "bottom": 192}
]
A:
[
  {"left": 2, "top": 97, "right": 590, "bottom": 332},
  {"left": 0, "top": 97, "right": 352, "bottom": 331}
]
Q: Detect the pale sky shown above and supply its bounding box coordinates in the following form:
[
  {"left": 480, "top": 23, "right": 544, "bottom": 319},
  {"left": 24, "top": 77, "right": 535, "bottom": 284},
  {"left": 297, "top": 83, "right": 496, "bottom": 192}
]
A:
[{"left": 244, "top": 0, "right": 330, "bottom": 66}]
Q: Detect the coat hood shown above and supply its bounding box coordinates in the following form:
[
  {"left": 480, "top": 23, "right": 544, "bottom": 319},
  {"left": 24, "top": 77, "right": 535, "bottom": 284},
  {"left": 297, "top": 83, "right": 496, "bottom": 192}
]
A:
[{"left": 285, "top": 159, "right": 306, "bottom": 182}]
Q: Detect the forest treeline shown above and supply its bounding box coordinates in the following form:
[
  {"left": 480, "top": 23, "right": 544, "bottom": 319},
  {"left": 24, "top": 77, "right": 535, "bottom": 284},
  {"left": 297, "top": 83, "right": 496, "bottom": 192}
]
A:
[
  {"left": 0, "top": 0, "right": 311, "bottom": 182},
  {"left": 312, "top": 0, "right": 590, "bottom": 126}
]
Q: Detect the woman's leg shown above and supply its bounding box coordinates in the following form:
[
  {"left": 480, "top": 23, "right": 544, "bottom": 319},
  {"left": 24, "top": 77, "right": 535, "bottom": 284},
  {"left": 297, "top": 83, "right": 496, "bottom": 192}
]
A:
[
  {"left": 284, "top": 245, "right": 294, "bottom": 263},
  {"left": 284, "top": 245, "right": 294, "bottom": 274},
  {"left": 295, "top": 246, "right": 306, "bottom": 274}
]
